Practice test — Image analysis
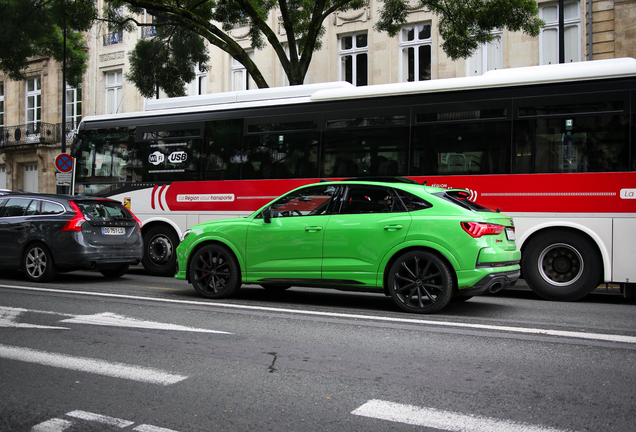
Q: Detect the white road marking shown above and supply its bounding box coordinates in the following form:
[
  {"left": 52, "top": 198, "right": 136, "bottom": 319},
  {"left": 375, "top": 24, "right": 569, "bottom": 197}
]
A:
[
  {"left": 66, "top": 410, "right": 134, "bottom": 428},
  {"left": 3, "top": 284, "right": 635, "bottom": 345},
  {"left": 0, "top": 306, "right": 68, "bottom": 330},
  {"left": 352, "top": 400, "right": 575, "bottom": 432},
  {"left": 0, "top": 306, "right": 231, "bottom": 334},
  {"left": 134, "top": 424, "right": 180, "bottom": 432},
  {"left": 60, "top": 312, "right": 232, "bottom": 334},
  {"left": 0, "top": 344, "right": 187, "bottom": 385},
  {"left": 30, "top": 411, "right": 181, "bottom": 432},
  {"left": 30, "top": 418, "right": 73, "bottom": 432}
]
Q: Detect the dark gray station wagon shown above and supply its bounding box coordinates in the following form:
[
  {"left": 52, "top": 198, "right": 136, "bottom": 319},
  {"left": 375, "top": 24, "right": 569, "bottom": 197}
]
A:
[{"left": 0, "top": 193, "right": 143, "bottom": 282}]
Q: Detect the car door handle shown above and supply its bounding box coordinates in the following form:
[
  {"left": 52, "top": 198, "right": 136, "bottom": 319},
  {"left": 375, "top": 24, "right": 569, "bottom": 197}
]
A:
[
  {"left": 383, "top": 224, "right": 404, "bottom": 231},
  {"left": 305, "top": 226, "right": 323, "bottom": 232}
]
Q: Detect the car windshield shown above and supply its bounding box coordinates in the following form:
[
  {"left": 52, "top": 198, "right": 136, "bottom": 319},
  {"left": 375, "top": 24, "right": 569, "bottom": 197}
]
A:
[{"left": 434, "top": 190, "right": 494, "bottom": 212}]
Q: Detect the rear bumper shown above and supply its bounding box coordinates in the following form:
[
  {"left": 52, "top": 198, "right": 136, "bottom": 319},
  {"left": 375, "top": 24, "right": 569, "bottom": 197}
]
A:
[
  {"left": 54, "top": 245, "right": 143, "bottom": 270},
  {"left": 457, "top": 269, "right": 520, "bottom": 296}
]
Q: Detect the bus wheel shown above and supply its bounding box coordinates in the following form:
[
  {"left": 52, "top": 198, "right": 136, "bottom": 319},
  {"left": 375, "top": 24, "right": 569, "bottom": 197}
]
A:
[
  {"left": 522, "top": 231, "right": 602, "bottom": 301},
  {"left": 189, "top": 244, "right": 241, "bottom": 299},
  {"left": 142, "top": 226, "right": 179, "bottom": 277},
  {"left": 388, "top": 250, "right": 454, "bottom": 314}
]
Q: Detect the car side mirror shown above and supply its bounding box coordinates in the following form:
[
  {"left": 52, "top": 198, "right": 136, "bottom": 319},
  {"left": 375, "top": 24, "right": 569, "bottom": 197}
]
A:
[{"left": 262, "top": 207, "right": 272, "bottom": 224}]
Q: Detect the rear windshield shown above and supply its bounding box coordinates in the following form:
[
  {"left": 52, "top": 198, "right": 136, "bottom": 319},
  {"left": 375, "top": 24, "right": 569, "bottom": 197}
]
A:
[
  {"left": 434, "top": 190, "right": 493, "bottom": 212},
  {"left": 75, "top": 201, "right": 132, "bottom": 221}
]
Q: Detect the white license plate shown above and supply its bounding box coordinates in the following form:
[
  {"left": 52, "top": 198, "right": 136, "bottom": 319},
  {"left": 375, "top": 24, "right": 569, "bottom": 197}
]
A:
[
  {"left": 505, "top": 227, "right": 516, "bottom": 241},
  {"left": 102, "top": 227, "right": 125, "bottom": 235}
]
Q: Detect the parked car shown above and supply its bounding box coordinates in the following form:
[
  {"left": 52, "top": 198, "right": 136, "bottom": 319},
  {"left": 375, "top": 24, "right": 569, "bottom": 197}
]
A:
[
  {"left": 175, "top": 178, "right": 521, "bottom": 314},
  {"left": 0, "top": 193, "right": 143, "bottom": 282}
]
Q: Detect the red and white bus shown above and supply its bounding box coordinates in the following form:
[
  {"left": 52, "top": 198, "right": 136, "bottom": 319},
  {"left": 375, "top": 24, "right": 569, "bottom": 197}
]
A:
[{"left": 71, "top": 58, "right": 636, "bottom": 301}]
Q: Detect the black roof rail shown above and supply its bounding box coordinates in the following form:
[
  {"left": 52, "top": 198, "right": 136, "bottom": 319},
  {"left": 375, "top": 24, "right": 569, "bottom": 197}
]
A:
[{"left": 343, "top": 176, "right": 420, "bottom": 184}]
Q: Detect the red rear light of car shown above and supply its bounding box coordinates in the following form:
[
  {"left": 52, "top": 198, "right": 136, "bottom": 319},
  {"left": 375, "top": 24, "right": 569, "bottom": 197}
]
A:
[
  {"left": 461, "top": 222, "right": 505, "bottom": 238},
  {"left": 61, "top": 201, "right": 87, "bottom": 232},
  {"left": 129, "top": 209, "right": 142, "bottom": 232}
]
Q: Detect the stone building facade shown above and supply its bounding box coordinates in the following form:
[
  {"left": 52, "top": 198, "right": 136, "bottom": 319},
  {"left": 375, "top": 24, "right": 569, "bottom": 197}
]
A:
[{"left": 1, "top": 0, "right": 635, "bottom": 193}]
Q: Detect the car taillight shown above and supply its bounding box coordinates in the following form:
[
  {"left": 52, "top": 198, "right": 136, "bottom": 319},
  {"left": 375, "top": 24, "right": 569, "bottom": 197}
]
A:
[
  {"left": 61, "top": 201, "right": 87, "bottom": 232},
  {"left": 461, "top": 222, "right": 504, "bottom": 238},
  {"left": 129, "top": 209, "right": 142, "bottom": 232}
]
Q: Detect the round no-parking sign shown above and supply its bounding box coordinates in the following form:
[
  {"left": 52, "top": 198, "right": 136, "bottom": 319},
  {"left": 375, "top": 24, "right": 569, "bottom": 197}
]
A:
[{"left": 55, "top": 154, "right": 74, "bottom": 173}]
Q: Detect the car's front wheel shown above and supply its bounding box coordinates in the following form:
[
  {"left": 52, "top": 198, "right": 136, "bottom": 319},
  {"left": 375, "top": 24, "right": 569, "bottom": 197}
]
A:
[
  {"left": 189, "top": 244, "right": 241, "bottom": 299},
  {"left": 23, "top": 243, "right": 57, "bottom": 282},
  {"left": 388, "top": 250, "right": 454, "bottom": 313}
]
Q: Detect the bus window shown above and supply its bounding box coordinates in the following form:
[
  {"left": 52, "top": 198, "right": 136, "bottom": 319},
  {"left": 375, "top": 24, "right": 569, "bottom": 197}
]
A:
[
  {"left": 514, "top": 99, "right": 630, "bottom": 174},
  {"left": 135, "top": 124, "right": 204, "bottom": 183},
  {"left": 203, "top": 118, "right": 244, "bottom": 180},
  {"left": 244, "top": 131, "right": 320, "bottom": 179},
  {"left": 322, "top": 114, "right": 408, "bottom": 178},
  {"left": 71, "top": 127, "right": 135, "bottom": 195},
  {"left": 412, "top": 106, "right": 511, "bottom": 175}
]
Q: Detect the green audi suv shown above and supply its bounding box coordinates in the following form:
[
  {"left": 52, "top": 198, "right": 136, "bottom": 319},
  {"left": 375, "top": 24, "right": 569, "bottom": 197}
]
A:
[{"left": 175, "top": 179, "right": 520, "bottom": 313}]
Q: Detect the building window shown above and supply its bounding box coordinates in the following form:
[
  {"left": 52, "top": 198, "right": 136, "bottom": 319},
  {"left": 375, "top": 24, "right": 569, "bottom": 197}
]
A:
[
  {"left": 66, "top": 85, "right": 82, "bottom": 138},
  {"left": 105, "top": 70, "right": 123, "bottom": 114},
  {"left": 231, "top": 51, "right": 254, "bottom": 91},
  {"left": 104, "top": 6, "right": 124, "bottom": 46},
  {"left": 540, "top": 1, "right": 581, "bottom": 64},
  {"left": 467, "top": 30, "right": 503, "bottom": 76},
  {"left": 26, "top": 77, "right": 41, "bottom": 136},
  {"left": 339, "top": 32, "right": 368, "bottom": 86},
  {"left": 399, "top": 23, "right": 432, "bottom": 82},
  {"left": 0, "top": 82, "right": 4, "bottom": 128},
  {"left": 141, "top": 11, "right": 156, "bottom": 39},
  {"left": 187, "top": 63, "right": 207, "bottom": 96}
]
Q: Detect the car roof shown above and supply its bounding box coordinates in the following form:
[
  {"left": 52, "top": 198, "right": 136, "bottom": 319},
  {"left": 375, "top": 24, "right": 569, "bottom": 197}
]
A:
[
  {"left": 311, "top": 177, "right": 452, "bottom": 194},
  {"left": 0, "top": 192, "right": 118, "bottom": 203}
]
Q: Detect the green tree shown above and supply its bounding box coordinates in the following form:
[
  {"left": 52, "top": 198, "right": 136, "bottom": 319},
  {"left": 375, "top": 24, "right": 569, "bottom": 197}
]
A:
[
  {"left": 0, "top": 0, "right": 97, "bottom": 88},
  {"left": 111, "top": 0, "right": 543, "bottom": 97}
]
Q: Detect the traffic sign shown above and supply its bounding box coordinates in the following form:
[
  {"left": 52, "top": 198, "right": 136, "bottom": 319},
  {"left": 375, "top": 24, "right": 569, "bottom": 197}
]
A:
[{"left": 55, "top": 154, "right": 74, "bottom": 173}]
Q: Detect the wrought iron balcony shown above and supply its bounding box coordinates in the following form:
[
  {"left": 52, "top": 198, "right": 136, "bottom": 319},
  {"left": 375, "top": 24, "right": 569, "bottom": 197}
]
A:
[
  {"left": 0, "top": 122, "right": 75, "bottom": 148},
  {"left": 141, "top": 26, "right": 156, "bottom": 39},
  {"left": 103, "top": 31, "right": 123, "bottom": 46}
]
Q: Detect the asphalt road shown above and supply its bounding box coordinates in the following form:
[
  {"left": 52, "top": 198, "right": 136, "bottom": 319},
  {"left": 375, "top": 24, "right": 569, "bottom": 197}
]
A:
[{"left": 1, "top": 268, "right": 635, "bottom": 432}]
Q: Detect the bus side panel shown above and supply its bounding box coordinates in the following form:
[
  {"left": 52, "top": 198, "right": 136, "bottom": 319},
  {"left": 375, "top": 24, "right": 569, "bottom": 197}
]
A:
[{"left": 613, "top": 218, "right": 636, "bottom": 283}]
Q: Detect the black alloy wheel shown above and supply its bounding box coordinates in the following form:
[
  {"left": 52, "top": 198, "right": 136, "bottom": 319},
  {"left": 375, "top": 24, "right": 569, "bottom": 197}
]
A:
[
  {"left": 388, "top": 250, "right": 454, "bottom": 313},
  {"left": 189, "top": 244, "right": 241, "bottom": 299}
]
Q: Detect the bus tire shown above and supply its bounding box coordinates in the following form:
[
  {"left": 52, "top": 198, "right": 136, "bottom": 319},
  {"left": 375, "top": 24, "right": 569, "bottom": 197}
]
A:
[
  {"left": 142, "top": 225, "right": 179, "bottom": 277},
  {"left": 522, "top": 230, "right": 602, "bottom": 301}
]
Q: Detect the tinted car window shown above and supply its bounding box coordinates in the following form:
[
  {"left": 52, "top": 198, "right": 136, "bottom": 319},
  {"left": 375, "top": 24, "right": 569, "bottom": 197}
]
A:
[
  {"left": 0, "top": 198, "right": 33, "bottom": 217},
  {"left": 264, "top": 184, "right": 337, "bottom": 218},
  {"left": 395, "top": 190, "right": 432, "bottom": 211},
  {"left": 41, "top": 201, "right": 65, "bottom": 215},
  {"left": 76, "top": 201, "right": 132, "bottom": 221},
  {"left": 340, "top": 186, "right": 405, "bottom": 214},
  {"left": 434, "top": 190, "right": 493, "bottom": 212}
]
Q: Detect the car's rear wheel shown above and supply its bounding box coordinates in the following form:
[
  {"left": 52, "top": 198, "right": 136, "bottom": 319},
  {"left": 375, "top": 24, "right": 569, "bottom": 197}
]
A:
[
  {"left": 100, "top": 264, "right": 130, "bottom": 278},
  {"left": 522, "top": 230, "right": 601, "bottom": 301},
  {"left": 189, "top": 244, "right": 241, "bottom": 299},
  {"left": 23, "top": 243, "right": 57, "bottom": 282},
  {"left": 388, "top": 250, "right": 454, "bottom": 314}
]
